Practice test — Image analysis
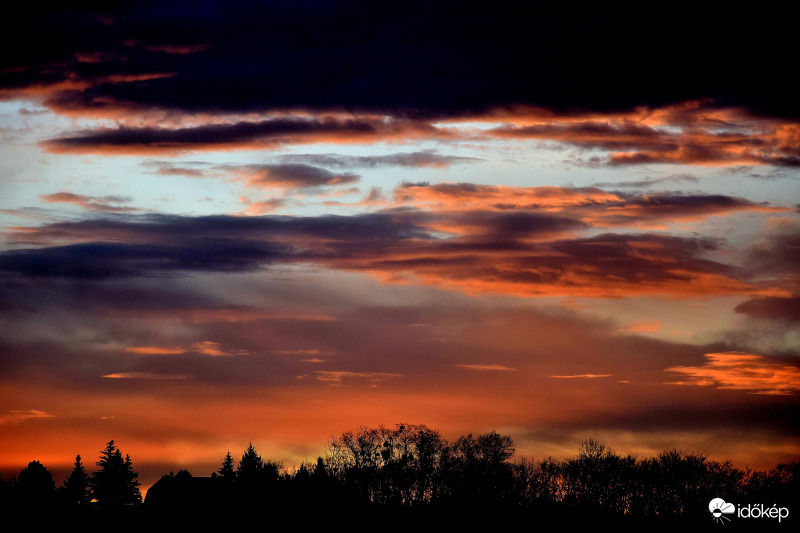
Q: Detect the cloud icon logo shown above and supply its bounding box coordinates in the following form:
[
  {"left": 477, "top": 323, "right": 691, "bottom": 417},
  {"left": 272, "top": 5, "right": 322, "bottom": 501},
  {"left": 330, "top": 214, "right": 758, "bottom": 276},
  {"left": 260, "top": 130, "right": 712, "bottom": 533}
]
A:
[{"left": 709, "top": 498, "right": 736, "bottom": 523}]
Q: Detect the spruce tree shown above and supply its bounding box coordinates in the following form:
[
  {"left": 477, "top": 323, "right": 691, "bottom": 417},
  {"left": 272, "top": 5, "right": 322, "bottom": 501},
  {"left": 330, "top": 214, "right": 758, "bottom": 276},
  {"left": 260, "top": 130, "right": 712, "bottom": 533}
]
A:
[
  {"left": 63, "top": 454, "right": 91, "bottom": 506},
  {"left": 218, "top": 450, "right": 236, "bottom": 481},
  {"left": 90, "top": 440, "right": 142, "bottom": 508},
  {"left": 237, "top": 442, "right": 266, "bottom": 488},
  {"left": 237, "top": 443, "right": 264, "bottom": 476},
  {"left": 123, "top": 453, "right": 141, "bottom": 504}
]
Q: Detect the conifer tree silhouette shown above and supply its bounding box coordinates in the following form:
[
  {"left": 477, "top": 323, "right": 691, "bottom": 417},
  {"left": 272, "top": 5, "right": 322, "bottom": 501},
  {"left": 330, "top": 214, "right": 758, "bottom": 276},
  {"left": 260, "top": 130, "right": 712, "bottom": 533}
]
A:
[
  {"left": 90, "top": 440, "right": 141, "bottom": 508},
  {"left": 218, "top": 450, "right": 236, "bottom": 481},
  {"left": 63, "top": 454, "right": 91, "bottom": 506},
  {"left": 237, "top": 442, "right": 264, "bottom": 481}
]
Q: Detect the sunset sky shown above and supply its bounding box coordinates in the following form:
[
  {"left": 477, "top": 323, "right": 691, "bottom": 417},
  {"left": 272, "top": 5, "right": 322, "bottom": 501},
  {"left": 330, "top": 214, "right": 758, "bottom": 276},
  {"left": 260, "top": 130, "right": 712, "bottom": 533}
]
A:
[{"left": 1, "top": 1, "right": 798, "bottom": 493}]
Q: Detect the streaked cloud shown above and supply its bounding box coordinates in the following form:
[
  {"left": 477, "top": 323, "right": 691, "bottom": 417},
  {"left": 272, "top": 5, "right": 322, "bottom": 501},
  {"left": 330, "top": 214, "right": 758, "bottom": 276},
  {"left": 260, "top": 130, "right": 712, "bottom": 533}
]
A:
[
  {"left": 190, "top": 341, "right": 240, "bottom": 357},
  {"left": 735, "top": 297, "right": 800, "bottom": 323},
  {"left": 456, "top": 364, "right": 517, "bottom": 371},
  {"left": 41, "top": 116, "right": 448, "bottom": 155},
  {"left": 102, "top": 372, "right": 192, "bottom": 380},
  {"left": 225, "top": 163, "right": 360, "bottom": 190},
  {"left": 549, "top": 374, "right": 612, "bottom": 379},
  {"left": 394, "top": 183, "right": 623, "bottom": 210},
  {"left": 593, "top": 174, "right": 700, "bottom": 189},
  {"left": 105, "top": 305, "right": 337, "bottom": 324},
  {"left": 309, "top": 370, "right": 402, "bottom": 386},
  {"left": 40, "top": 192, "right": 137, "bottom": 213},
  {"left": 488, "top": 103, "right": 800, "bottom": 168},
  {"left": 277, "top": 151, "right": 482, "bottom": 169},
  {"left": 619, "top": 321, "right": 662, "bottom": 333},
  {"left": 0, "top": 213, "right": 782, "bottom": 299},
  {"left": 665, "top": 352, "right": 800, "bottom": 395},
  {"left": 277, "top": 349, "right": 336, "bottom": 356},
  {"left": 0, "top": 409, "right": 55, "bottom": 426},
  {"left": 124, "top": 346, "right": 186, "bottom": 355}
]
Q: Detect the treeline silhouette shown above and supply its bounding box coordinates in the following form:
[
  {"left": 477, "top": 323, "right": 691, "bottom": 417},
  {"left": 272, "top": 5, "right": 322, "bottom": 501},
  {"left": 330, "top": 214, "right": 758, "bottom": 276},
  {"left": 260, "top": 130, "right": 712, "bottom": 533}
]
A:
[
  {"left": 1, "top": 440, "right": 141, "bottom": 513},
  {"left": 2, "top": 424, "right": 797, "bottom": 528}
]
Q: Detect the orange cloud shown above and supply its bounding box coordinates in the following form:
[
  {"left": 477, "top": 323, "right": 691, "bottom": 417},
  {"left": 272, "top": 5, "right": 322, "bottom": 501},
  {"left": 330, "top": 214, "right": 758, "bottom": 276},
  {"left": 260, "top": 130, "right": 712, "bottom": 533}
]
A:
[
  {"left": 619, "top": 321, "right": 662, "bottom": 333},
  {"left": 190, "top": 341, "right": 236, "bottom": 357},
  {"left": 4, "top": 212, "right": 785, "bottom": 299},
  {"left": 338, "top": 240, "right": 772, "bottom": 299},
  {"left": 482, "top": 102, "right": 800, "bottom": 167},
  {"left": 0, "top": 73, "right": 176, "bottom": 121},
  {"left": 40, "top": 192, "right": 137, "bottom": 213},
  {"left": 123, "top": 346, "right": 186, "bottom": 355},
  {"left": 102, "top": 372, "right": 192, "bottom": 380},
  {"left": 576, "top": 196, "right": 788, "bottom": 229},
  {"left": 239, "top": 198, "right": 286, "bottom": 215},
  {"left": 122, "top": 342, "right": 245, "bottom": 357},
  {"left": 30, "top": 99, "right": 800, "bottom": 165},
  {"left": 278, "top": 349, "right": 335, "bottom": 356},
  {"left": 665, "top": 352, "right": 800, "bottom": 395},
  {"left": 0, "top": 410, "right": 55, "bottom": 426},
  {"left": 393, "top": 184, "right": 787, "bottom": 231},
  {"left": 395, "top": 183, "right": 623, "bottom": 210},
  {"left": 307, "top": 371, "right": 402, "bottom": 387},
  {"left": 455, "top": 364, "right": 517, "bottom": 371},
  {"left": 549, "top": 374, "right": 612, "bottom": 379}
]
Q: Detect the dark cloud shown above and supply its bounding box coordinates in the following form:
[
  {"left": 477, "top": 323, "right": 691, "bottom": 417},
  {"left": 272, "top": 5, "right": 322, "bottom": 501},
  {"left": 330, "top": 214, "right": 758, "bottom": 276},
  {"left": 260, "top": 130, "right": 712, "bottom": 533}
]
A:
[
  {"left": 493, "top": 116, "right": 800, "bottom": 168},
  {"left": 588, "top": 194, "right": 785, "bottom": 227},
  {"left": 0, "top": 212, "right": 757, "bottom": 298},
  {"left": 3, "top": 1, "right": 797, "bottom": 119},
  {"left": 392, "top": 182, "right": 784, "bottom": 228},
  {"left": 276, "top": 151, "right": 482, "bottom": 169},
  {"left": 490, "top": 122, "right": 674, "bottom": 151},
  {"left": 226, "top": 163, "right": 359, "bottom": 190},
  {"left": 735, "top": 297, "right": 800, "bottom": 323},
  {"left": 0, "top": 213, "right": 428, "bottom": 278},
  {"left": 0, "top": 241, "right": 281, "bottom": 279},
  {"left": 541, "top": 233, "right": 728, "bottom": 285},
  {"left": 438, "top": 210, "right": 586, "bottom": 239},
  {"left": 8, "top": 212, "right": 427, "bottom": 244},
  {"left": 41, "top": 116, "right": 438, "bottom": 154},
  {"left": 746, "top": 227, "right": 800, "bottom": 278},
  {"left": 593, "top": 175, "right": 700, "bottom": 189},
  {"left": 637, "top": 195, "right": 766, "bottom": 212}
]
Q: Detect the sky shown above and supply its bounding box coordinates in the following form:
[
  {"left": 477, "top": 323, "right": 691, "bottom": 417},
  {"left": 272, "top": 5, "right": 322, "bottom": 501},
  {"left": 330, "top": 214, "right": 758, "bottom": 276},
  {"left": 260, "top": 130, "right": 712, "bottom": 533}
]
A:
[{"left": 1, "top": 1, "right": 799, "bottom": 492}]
